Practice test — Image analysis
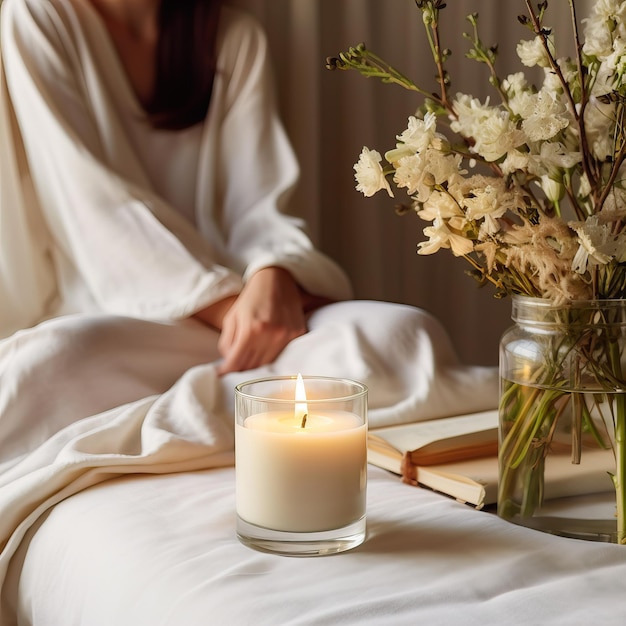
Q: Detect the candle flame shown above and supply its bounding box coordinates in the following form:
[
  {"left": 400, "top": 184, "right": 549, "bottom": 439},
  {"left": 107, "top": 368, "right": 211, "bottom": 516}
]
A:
[{"left": 295, "top": 373, "right": 308, "bottom": 427}]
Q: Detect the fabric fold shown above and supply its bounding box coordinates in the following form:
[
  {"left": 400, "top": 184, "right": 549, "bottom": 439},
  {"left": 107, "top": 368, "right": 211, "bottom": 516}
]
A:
[{"left": 0, "top": 364, "right": 235, "bottom": 587}]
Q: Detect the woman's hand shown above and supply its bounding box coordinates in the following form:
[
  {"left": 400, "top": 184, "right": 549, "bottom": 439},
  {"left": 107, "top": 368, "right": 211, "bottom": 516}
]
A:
[
  {"left": 217, "top": 267, "right": 310, "bottom": 374},
  {"left": 196, "top": 267, "right": 324, "bottom": 374}
]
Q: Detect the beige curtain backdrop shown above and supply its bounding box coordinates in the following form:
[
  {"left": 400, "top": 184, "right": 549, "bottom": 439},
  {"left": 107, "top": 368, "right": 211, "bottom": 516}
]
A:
[{"left": 231, "top": 0, "right": 591, "bottom": 365}]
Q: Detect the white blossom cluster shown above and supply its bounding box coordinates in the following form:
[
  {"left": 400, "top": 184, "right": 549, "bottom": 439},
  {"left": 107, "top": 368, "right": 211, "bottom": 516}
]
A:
[{"left": 352, "top": 0, "right": 626, "bottom": 302}]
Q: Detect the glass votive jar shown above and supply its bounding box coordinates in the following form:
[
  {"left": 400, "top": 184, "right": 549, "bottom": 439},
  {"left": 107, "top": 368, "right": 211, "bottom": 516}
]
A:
[{"left": 235, "top": 375, "right": 368, "bottom": 556}]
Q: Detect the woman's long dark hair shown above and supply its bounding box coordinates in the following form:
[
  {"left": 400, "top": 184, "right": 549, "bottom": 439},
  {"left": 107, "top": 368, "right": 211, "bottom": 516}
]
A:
[{"left": 145, "top": 0, "right": 223, "bottom": 130}]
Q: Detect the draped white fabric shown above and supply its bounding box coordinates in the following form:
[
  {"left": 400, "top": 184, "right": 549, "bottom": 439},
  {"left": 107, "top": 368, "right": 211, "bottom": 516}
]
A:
[
  {"left": 0, "top": 300, "right": 499, "bottom": 624},
  {"left": 231, "top": 0, "right": 594, "bottom": 365}
]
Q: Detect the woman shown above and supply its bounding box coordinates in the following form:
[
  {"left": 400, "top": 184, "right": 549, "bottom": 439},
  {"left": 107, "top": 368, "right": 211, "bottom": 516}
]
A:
[
  {"left": 0, "top": 0, "right": 363, "bottom": 463},
  {"left": 0, "top": 0, "right": 351, "bottom": 373},
  {"left": 0, "top": 0, "right": 498, "bottom": 461}
]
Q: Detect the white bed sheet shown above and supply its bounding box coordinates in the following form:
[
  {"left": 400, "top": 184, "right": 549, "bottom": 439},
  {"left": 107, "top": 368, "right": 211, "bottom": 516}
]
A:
[{"left": 8, "top": 465, "right": 626, "bottom": 626}]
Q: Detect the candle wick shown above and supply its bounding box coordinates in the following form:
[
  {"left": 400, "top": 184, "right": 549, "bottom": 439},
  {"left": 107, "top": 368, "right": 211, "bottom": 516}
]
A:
[{"left": 300, "top": 413, "right": 307, "bottom": 429}]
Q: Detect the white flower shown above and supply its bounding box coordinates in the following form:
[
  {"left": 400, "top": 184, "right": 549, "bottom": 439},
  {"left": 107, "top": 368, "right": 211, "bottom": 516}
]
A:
[
  {"left": 418, "top": 217, "right": 473, "bottom": 257},
  {"left": 570, "top": 216, "right": 626, "bottom": 273},
  {"left": 393, "top": 153, "right": 433, "bottom": 201},
  {"left": 385, "top": 113, "right": 443, "bottom": 165},
  {"left": 526, "top": 142, "right": 581, "bottom": 178},
  {"left": 500, "top": 149, "right": 530, "bottom": 176},
  {"left": 462, "top": 185, "right": 506, "bottom": 219},
  {"left": 583, "top": 0, "right": 626, "bottom": 58},
  {"left": 582, "top": 20, "right": 614, "bottom": 59},
  {"left": 537, "top": 175, "right": 564, "bottom": 204},
  {"left": 353, "top": 147, "right": 393, "bottom": 197},
  {"left": 398, "top": 113, "right": 437, "bottom": 151},
  {"left": 418, "top": 190, "right": 464, "bottom": 224},
  {"left": 452, "top": 95, "right": 525, "bottom": 162},
  {"left": 507, "top": 89, "right": 534, "bottom": 119},
  {"left": 502, "top": 72, "right": 527, "bottom": 97},
  {"left": 462, "top": 185, "right": 508, "bottom": 235},
  {"left": 519, "top": 89, "right": 570, "bottom": 141},
  {"left": 472, "top": 110, "right": 526, "bottom": 162},
  {"left": 517, "top": 36, "right": 554, "bottom": 68},
  {"left": 450, "top": 94, "right": 492, "bottom": 139},
  {"left": 592, "top": 0, "right": 626, "bottom": 22},
  {"left": 393, "top": 149, "right": 463, "bottom": 202},
  {"left": 425, "top": 150, "right": 464, "bottom": 185}
]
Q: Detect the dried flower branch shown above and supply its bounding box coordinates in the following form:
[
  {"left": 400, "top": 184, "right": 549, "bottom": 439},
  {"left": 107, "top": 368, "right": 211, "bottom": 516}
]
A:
[{"left": 328, "top": 0, "right": 626, "bottom": 303}]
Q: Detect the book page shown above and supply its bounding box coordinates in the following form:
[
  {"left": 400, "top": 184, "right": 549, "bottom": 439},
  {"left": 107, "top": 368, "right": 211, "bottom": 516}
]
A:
[
  {"left": 412, "top": 456, "right": 498, "bottom": 508},
  {"left": 368, "top": 410, "right": 498, "bottom": 464}
]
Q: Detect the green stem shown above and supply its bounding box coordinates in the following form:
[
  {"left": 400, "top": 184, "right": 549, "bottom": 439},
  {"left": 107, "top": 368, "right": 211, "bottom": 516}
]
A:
[
  {"left": 498, "top": 380, "right": 567, "bottom": 518},
  {"left": 581, "top": 399, "right": 611, "bottom": 451},
  {"left": 501, "top": 386, "right": 565, "bottom": 468},
  {"left": 616, "top": 396, "right": 626, "bottom": 544},
  {"left": 607, "top": 336, "right": 626, "bottom": 543}
]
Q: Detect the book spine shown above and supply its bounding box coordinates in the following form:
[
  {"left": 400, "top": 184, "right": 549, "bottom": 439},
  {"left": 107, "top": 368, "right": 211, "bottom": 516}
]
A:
[{"left": 400, "top": 452, "right": 418, "bottom": 486}]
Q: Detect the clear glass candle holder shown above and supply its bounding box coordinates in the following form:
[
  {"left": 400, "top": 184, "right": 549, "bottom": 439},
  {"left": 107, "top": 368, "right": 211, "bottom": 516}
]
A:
[{"left": 235, "top": 375, "right": 368, "bottom": 556}]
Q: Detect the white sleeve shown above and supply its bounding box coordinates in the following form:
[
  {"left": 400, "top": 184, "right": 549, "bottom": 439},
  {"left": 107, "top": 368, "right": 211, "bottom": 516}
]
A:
[
  {"left": 212, "top": 10, "right": 353, "bottom": 301},
  {"left": 0, "top": 0, "right": 243, "bottom": 327}
]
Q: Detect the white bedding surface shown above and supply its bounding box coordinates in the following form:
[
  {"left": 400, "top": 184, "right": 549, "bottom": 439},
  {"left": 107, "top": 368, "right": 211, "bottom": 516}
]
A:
[{"left": 8, "top": 465, "right": 626, "bottom": 626}]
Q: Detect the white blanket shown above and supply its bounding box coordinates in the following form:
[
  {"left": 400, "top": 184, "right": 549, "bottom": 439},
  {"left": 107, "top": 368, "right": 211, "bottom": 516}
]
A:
[
  {"left": 0, "top": 300, "right": 498, "bottom": 621},
  {"left": 11, "top": 466, "right": 626, "bottom": 625}
]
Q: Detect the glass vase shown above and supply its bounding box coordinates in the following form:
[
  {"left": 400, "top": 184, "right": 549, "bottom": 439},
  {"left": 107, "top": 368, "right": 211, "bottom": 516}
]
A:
[{"left": 498, "top": 295, "right": 626, "bottom": 543}]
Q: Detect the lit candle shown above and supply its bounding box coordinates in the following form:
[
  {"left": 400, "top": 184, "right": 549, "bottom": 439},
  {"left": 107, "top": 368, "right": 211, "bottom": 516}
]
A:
[{"left": 235, "top": 375, "right": 367, "bottom": 536}]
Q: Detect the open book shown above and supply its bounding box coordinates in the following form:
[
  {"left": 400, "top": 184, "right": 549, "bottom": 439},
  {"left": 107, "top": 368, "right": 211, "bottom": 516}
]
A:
[
  {"left": 368, "top": 410, "right": 499, "bottom": 509},
  {"left": 368, "top": 410, "right": 615, "bottom": 510}
]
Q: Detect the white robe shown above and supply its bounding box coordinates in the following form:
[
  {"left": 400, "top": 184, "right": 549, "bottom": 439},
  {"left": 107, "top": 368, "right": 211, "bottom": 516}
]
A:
[
  {"left": 0, "top": 0, "right": 352, "bottom": 337},
  {"left": 0, "top": 1, "right": 499, "bottom": 619}
]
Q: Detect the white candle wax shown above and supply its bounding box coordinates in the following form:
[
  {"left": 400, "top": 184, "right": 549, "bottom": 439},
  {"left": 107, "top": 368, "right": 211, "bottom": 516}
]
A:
[{"left": 235, "top": 410, "right": 367, "bottom": 533}]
